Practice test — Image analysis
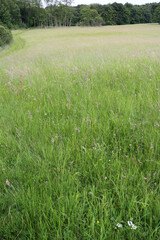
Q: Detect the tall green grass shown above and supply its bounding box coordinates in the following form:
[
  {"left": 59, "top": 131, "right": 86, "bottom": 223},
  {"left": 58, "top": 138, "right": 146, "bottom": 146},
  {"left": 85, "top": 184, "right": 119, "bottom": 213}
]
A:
[{"left": 0, "top": 25, "right": 160, "bottom": 239}]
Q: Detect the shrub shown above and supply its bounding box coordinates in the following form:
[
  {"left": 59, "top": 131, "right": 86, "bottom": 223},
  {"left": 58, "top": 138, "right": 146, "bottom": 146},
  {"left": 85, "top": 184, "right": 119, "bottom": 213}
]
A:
[{"left": 0, "top": 25, "right": 13, "bottom": 47}]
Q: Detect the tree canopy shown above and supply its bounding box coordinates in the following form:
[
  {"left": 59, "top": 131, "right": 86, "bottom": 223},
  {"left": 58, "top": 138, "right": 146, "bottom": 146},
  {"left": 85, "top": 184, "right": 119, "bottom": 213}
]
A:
[
  {"left": 153, "top": 6, "right": 160, "bottom": 23},
  {"left": 0, "top": 0, "right": 160, "bottom": 28}
]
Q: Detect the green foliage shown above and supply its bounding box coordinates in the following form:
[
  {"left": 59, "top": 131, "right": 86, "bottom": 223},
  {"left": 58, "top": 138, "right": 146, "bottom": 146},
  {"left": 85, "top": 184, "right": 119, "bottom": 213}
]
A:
[
  {"left": 100, "top": 5, "right": 116, "bottom": 25},
  {"left": 0, "top": 0, "right": 12, "bottom": 28},
  {"left": 0, "top": 0, "right": 160, "bottom": 28},
  {"left": 112, "top": 3, "right": 130, "bottom": 25},
  {"left": 0, "top": 0, "right": 21, "bottom": 29},
  {"left": 125, "top": 3, "right": 141, "bottom": 24},
  {"left": 0, "top": 25, "right": 12, "bottom": 47},
  {"left": 153, "top": 6, "right": 160, "bottom": 23},
  {"left": 80, "top": 6, "right": 103, "bottom": 26}
]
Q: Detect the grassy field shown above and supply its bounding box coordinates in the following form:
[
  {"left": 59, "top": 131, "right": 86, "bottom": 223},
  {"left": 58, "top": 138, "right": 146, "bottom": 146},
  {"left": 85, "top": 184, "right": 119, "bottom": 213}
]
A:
[{"left": 0, "top": 24, "right": 160, "bottom": 240}]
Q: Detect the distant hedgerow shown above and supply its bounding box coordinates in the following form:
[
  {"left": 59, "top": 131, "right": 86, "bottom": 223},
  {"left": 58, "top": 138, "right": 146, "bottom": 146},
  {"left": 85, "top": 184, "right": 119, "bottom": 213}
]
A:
[{"left": 0, "top": 25, "right": 12, "bottom": 47}]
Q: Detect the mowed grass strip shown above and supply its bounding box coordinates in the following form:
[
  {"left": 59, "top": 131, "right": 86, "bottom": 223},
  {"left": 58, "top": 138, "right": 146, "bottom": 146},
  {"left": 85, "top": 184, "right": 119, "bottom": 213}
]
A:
[{"left": 0, "top": 25, "right": 160, "bottom": 240}]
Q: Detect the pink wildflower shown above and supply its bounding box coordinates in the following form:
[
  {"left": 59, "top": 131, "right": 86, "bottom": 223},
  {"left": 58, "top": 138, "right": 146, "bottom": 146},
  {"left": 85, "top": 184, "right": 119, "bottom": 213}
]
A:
[{"left": 6, "top": 179, "right": 10, "bottom": 186}]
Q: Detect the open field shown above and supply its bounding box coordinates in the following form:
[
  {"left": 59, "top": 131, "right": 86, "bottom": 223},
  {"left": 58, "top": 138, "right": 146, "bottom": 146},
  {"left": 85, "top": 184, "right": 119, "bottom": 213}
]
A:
[{"left": 0, "top": 24, "right": 160, "bottom": 239}]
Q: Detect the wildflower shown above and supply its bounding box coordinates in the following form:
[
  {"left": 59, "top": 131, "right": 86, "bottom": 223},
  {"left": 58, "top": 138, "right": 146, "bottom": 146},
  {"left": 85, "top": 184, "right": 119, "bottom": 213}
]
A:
[
  {"left": 6, "top": 179, "right": 10, "bottom": 186},
  {"left": 51, "top": 137, "right": 54, "bottom": 143},
  {"left": 75, "top": 127, "right": 80, "bottom": 133},
  {"left": 58, "top": 170, "right": 61, "bottom": 173},
  {"left": 153, "top": 171, "right": 156, "bottom": 179},
  {"left": 132, "top": 123, "right": 136, "bottom": 128},
  {"left": 150, "top": 143, "right": 153, "bottom": 149},
  {"left": 105, "top": 177, "right": 107, "bottom": 180},
  {"left": 45, "top": 181, "right": 48, "bottom": 183},
  {"left": 127, "top": 221, "right": 137, "bottom": 230},
  {"left": 89, "top": 192, "right": 92, "bottom": 195},
  {"left": 28, "top": 110, "right": 32, "bottom": 119},
  {"left": 131, "top": 158, "right": 136, "bottom": 165},
  {"left": 138, "top": 159, "right": 142, "bottom": 165},
  {"left": 117, "top": 223, "right": 123, "bottom": 228},
  {"left": 97, "top": 221, "right": 99, "bottom": 224},
  {"left": 2, "top": 169, "right": 5, "bottom": 171}
]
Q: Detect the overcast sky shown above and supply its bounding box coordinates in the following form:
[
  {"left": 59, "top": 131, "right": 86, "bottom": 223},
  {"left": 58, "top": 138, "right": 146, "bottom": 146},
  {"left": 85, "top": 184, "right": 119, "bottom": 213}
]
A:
[
  {"left": 42, "top": 0, "right": 160, "bottom": 6},
  {"left": 72, "top": 0, "right": 160, "bottom": 6}
]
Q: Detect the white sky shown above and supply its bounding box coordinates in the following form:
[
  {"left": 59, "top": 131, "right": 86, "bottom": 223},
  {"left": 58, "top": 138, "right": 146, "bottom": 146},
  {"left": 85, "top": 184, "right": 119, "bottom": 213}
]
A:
[
  {"left": 72, "top": 1, "right": 160, "bottom": 6},
  {"left": 42, "top": 0, "right": 160, "bottom": 6}
]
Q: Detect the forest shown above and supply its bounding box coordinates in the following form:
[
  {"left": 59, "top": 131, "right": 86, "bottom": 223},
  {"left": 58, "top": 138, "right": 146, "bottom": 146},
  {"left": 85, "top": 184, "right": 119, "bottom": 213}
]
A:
[{"left": 0, "top": 0, "right": 160, "bottom": 29}]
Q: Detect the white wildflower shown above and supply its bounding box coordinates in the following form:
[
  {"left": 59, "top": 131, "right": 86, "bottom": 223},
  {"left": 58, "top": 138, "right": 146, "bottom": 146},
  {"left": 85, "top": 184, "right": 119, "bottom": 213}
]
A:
[
  {"left": 117, "top": 223, "right": 123, "bottom": 228},
  {"left": 127, "top": 221, "right": 137, "bottom": 230}
]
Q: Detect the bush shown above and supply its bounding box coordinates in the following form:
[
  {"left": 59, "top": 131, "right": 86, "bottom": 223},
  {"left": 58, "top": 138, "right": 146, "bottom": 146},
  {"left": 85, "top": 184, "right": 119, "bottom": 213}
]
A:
[{"left": 0, "top": 25, "right": 13, "bottom": 47}]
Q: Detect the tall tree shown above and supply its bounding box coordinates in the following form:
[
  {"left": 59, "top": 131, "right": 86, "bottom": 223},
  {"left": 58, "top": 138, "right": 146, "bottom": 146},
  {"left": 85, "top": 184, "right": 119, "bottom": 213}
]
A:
[
  {"left": 153, "top": 6, "right": 160, "bottom": 24},
  {"left": 112, "top": 2, "right": 130, "bottom": 25},
  {"left": 80, "top": 5, "right": 103, "bottom": 26},
  {"left": 0, "top": 0, "right": 159, "bottom": 28},
  {"left": 0, "top": 0, "right": 11, "bottom": 28},
  {"left": 100, "top": 4, "right": 116, "bottom": 25}
]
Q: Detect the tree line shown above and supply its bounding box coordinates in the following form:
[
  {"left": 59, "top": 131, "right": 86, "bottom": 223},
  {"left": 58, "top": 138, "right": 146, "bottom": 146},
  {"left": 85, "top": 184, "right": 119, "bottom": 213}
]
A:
[{"left": 0, "top": 0, "right": 160, "bottom": 29}]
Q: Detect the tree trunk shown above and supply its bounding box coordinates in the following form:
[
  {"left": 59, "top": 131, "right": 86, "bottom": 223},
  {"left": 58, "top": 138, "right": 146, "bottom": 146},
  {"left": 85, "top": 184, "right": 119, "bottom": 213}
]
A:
[
  {"left": 59, "top": 18, "right": 61, "bottom": 27},
  {"left": 54, "top": 16, "right": 57, "bottom": 27}
]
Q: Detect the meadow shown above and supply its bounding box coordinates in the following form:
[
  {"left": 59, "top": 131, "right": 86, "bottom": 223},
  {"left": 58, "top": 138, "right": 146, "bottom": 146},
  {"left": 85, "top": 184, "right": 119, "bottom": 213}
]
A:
[{"left": 0, "top": 24, "right": 160, "bottom": 240}]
